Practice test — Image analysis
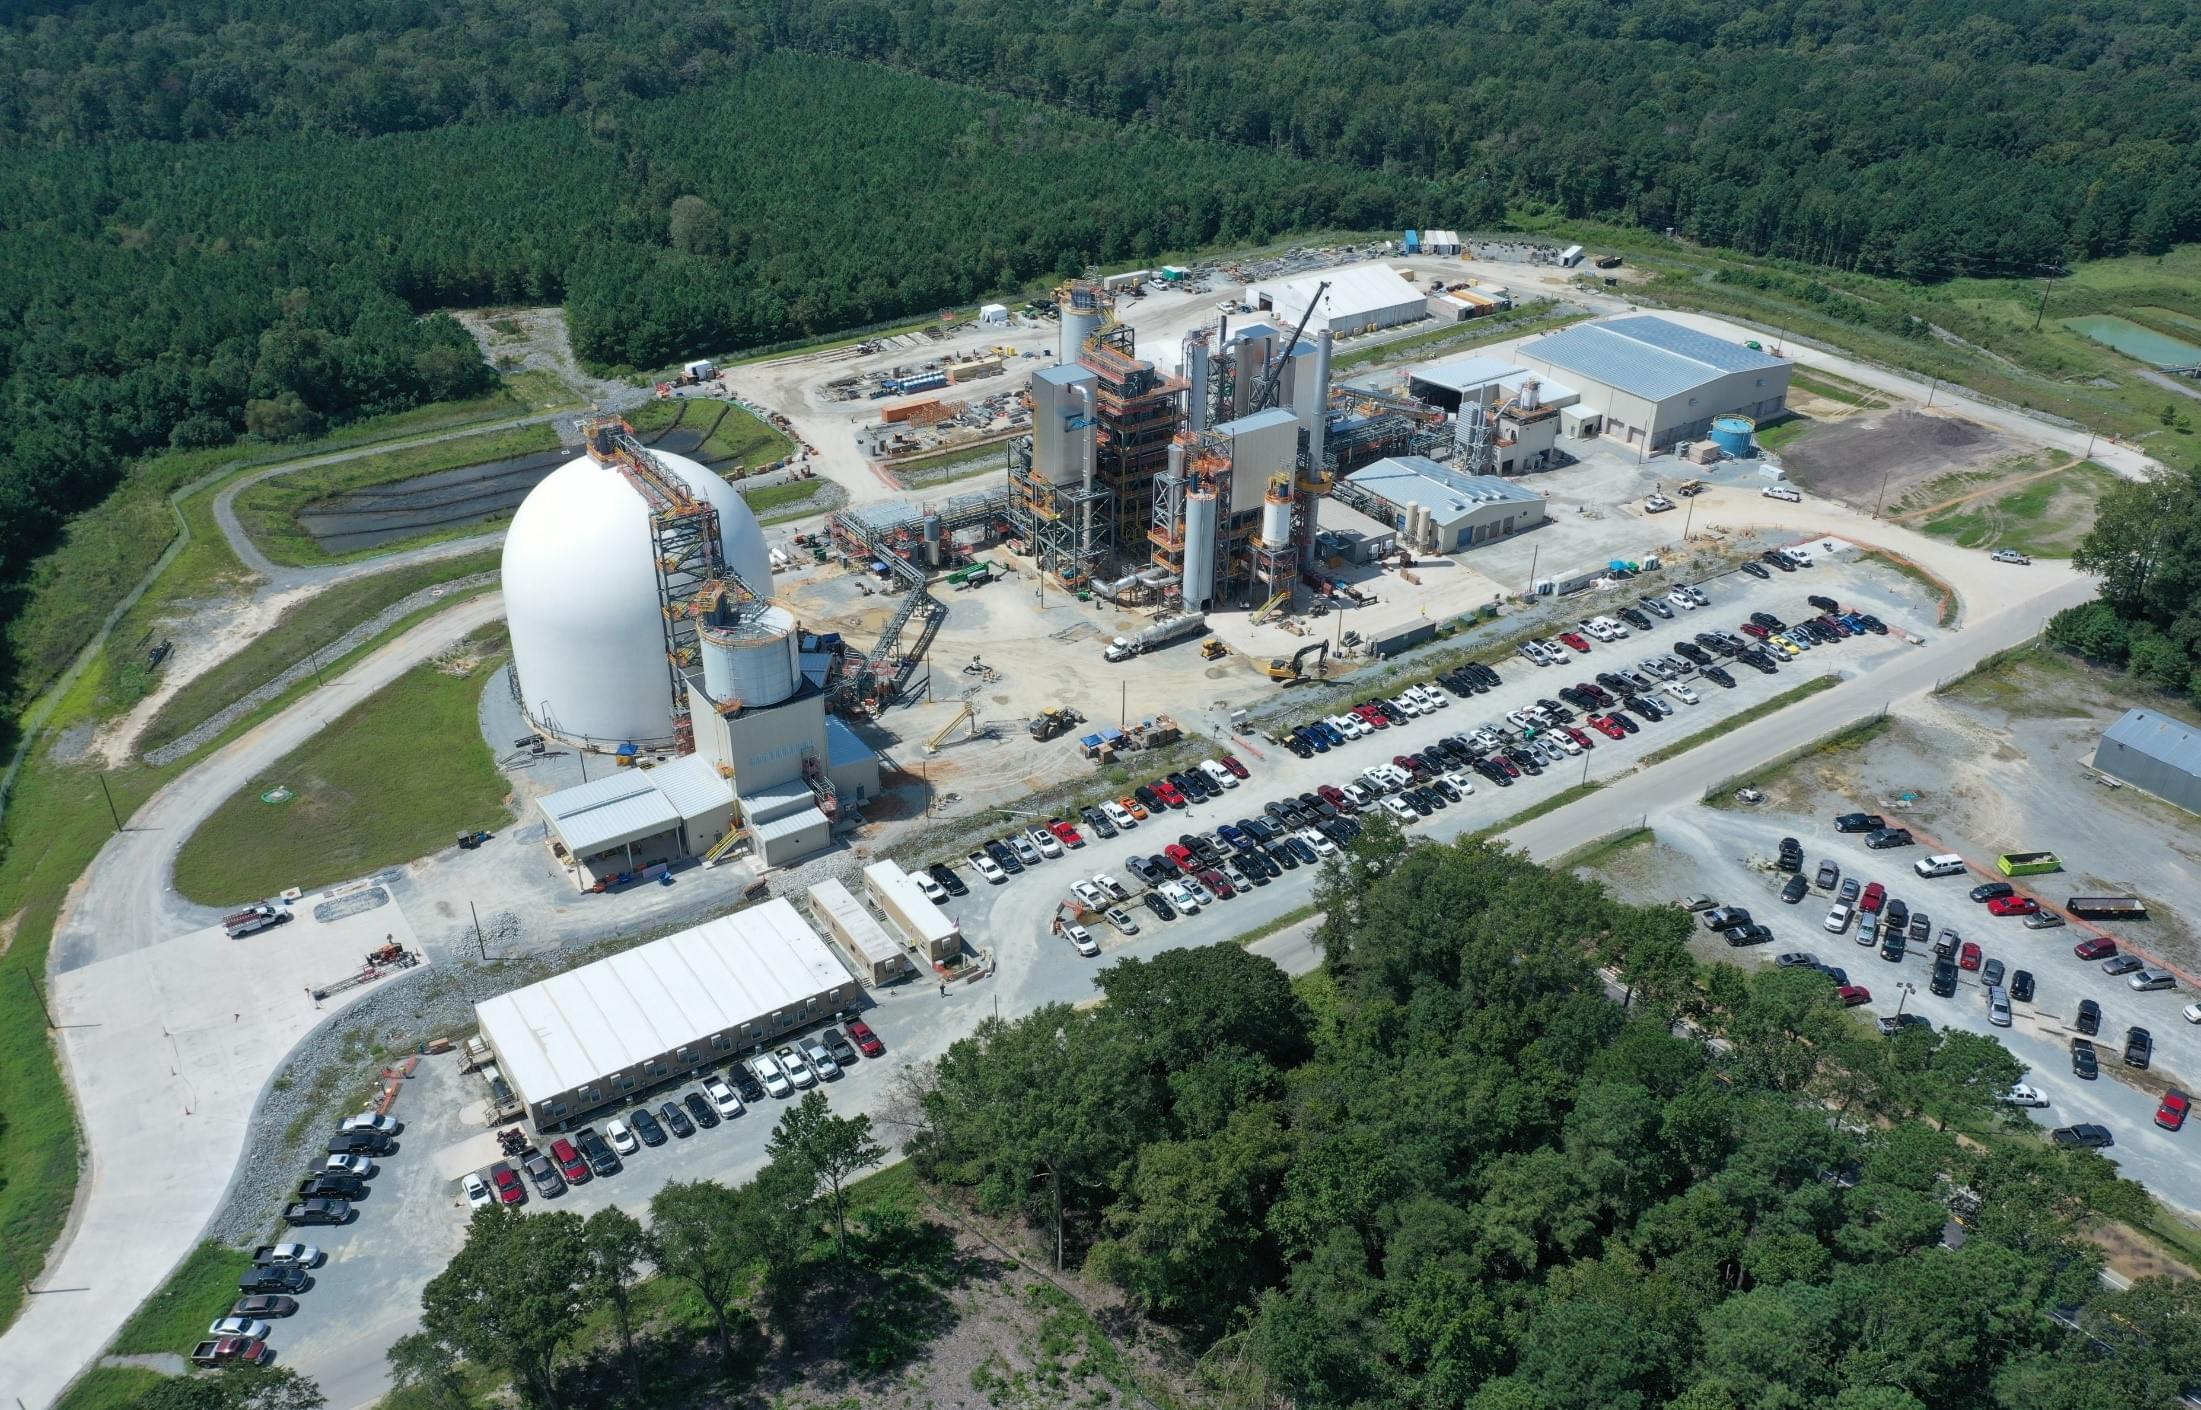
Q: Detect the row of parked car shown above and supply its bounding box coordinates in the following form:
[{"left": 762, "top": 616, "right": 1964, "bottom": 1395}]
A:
[
  {"left": 955, "top": 755, "right": 1260, "bottom": 885},
  {"left": 190, "top": 1111, "right": 408, "bottom": 1365},
  {"left": 1753, "top": 816, "right": 2193, "bottom": 1144},
  {"left": 463, "top": 1015, "right": 889, "bottom": 1208}
]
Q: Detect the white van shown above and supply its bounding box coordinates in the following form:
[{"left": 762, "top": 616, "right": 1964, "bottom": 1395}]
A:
[
  {"left": 1762, "top": 484, "right": 1802, "bottom": 502},
  {"left": 1914, "top": 854, "right": 1967, "bottom": 879}
]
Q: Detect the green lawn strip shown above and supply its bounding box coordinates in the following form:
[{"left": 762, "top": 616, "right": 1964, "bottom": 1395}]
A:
[
  {"left": 233, "top": 423, "right": 562, "bottom": 568},
  {"left": 1752, "top": 415, "right": 1818, "bottom": 454},
  {"left": 886, "top": 441, "right": 1014, "bottom": 485},
  {"left": 52, "top": 1367, "right": 172, "bottom": 1410},
  {"left": 1702, "top": 713, "right": 1894, "bottom": 805},
  {"left": 1330, "top": 305, "right": 1587, "bottom": 374},
  {"left": 171, "top": 631, "right": 513, "bottom": 905},
  {"left": 627, "top": 397, "right": 796, "bottom": 469},
  {"left": 1788, "top": 368, "right": 1888, "bottom": 410},
  {"left": 1638, "top": 675, "right": 1840, "bottom": 767},
  {"left": 753, "top": 480, "right": 849, "bottom": 527},
  {"left": 111, "top": 1241, "right": 255, "bottom": 1354},
  {"left": 1554, "top": 826, "right": 1656, "bottom": 872},
  {"left": 1468, "top": 778, "right": 1604, "bottom": 842},
  {"left": 1227, "top": 900, "right": 1321, "bottom": 949},
  {"left": 139, "top": 550, "right": 502, "bottom": 755},
  {"left": 1858, "top": 549, "right": 1960, "bottom": 628}
]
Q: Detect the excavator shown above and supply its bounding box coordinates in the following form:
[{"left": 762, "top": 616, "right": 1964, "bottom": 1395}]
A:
[{"left": 1262, "top": 640, "right": 1329, "bottom": 683}]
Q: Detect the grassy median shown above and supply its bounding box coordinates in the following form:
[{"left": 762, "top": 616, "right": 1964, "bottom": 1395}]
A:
[
  {"left": 1638, "top": 674, "right": 1840, "bottom": 766},
  {"left": 172, "top": 627, "right": 513, "bottom": 905}
]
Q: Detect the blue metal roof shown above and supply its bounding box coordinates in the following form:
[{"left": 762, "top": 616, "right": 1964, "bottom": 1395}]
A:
[
  {"left": 2101, "top": 708, "right": 2201, "bottom": 777},
  {"left": 1526, "top": 316, "right": 1784, "bottom": 401}
]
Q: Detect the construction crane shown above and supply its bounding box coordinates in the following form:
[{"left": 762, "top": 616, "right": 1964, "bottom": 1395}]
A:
[
  {"left": 925, "top": 701, "right": 976, "bottom": 753},
  {"left": 1251, "top": 280, "right": 1329, "bottom": 413}
]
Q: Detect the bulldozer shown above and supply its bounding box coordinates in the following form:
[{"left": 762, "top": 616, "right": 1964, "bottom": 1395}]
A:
[
  {"left": 1262, "top": 640, "right": 1329, "bottom": 683},
  {"left": 1200, "top": 638, "right": 1228, "bottom": 661},
  {"left": 1028, "top": 705, "right": 1085, "bottom": 741}
]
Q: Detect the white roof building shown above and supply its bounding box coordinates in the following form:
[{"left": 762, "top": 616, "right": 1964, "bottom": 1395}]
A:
[
  {"left": 536, "top": 753, "right": 736, "bottom": 889},
  {"left": 474, "top": 897, "right": 859, "bottom": 1128},
  {"left": 1250, "top": 265, "right": 1427, "bottom": 338}
]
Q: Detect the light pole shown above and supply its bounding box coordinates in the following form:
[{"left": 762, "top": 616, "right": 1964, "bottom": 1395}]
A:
[{"left": 1895, "top": 980, "right": 1917, "bottom": 1017}]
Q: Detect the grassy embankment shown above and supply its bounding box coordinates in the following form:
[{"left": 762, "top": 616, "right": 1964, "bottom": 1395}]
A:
[
  {"left": 137, "top": 549, "right": 504, "bottom": 757},
  {"left": 1916, "top": 459, "right": 2126, "bottom": 559},
  {"left": 1520, "top": 218, "right": 2201, "bottom": 476},
  {"left": 231, "top": 421, "right": 562, "bottom": 567},
  {"left": 172, "top": 626, "right": 513, "bottom": 905},
  {"left": 110, "top": 1242, "right": 255, "bottom": 1355},
  {"left": 1637, "top": 675, "right": 1841, "bottom": 766},
  {"left": 0, "top": 380, "right": 566, "bottom": 1335},
  {"left": 626, "top": 395, "right": 796, "bottom": 470}
]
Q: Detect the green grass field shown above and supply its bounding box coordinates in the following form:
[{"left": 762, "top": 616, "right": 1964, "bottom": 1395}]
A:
[
  {"left": 627, "top": 396, "right": 797, "bottom": 470},
  {"left": 51, "top": 1367, "right": 171, "bottom": 1410},
  {"left": 749, "top": 478, "right": 849, "bottom": 527},
  {"left": 1753, "top": 414, "right": 1819, "bottom": 454},
  {"left": 138, "top": 549, "right": 503, "bottom": 757},
  {"left": 1919, "top": 459, "right": 2125, "bottom": 558},
  {"left": 172, "top": 630, "right": 513, "bottom": 905},
  {"left": 232, "top": 421, "right": 562, "bottom": 568},
  {"left": 1638, "top": 675, "right": 1840, "bottom": 766},
  {"left": 112, "top": 1241, "right": 255, "bottom": 1355}
]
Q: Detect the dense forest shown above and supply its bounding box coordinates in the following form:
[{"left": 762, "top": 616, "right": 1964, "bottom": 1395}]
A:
[
  {"left": 912, "top": 826, "right": 2194, "bottom": 1409},
  {"left": 6, "top": 0, "right": 2198, "bottom": 280},
  {"left": 0, "top": 52, "right": 1422, "bottom": 695},
  {"left": 2050, "top": 468, "right": 2201, "bottom": 694}
]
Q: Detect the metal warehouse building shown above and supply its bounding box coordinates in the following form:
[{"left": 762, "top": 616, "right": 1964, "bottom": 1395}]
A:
[
  {"left": 473, "top": 898, "right": 859, "bottom": 1129},
  {"left": 1249, "top": 266, "right": 1427, "bottom": 339},
  {"left": 1513, "top": 316, "right": 1789, "bottom": 452},
  {"left": 2094, "top": 708, "right": 2201, "bottom": 815},
  {"left": 1341, "top": 456, "right": 1548, "bottom": 553}
]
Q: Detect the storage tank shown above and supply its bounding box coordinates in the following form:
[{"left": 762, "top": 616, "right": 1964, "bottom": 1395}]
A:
[
  {"left": 1185, "top": 333, "right": 1212, "bottom": 434},
  {"left": 1182, "top": 492, "right": 1218, "bottom": 610},
  {"left": 698, "top": 603, "right": 799, "bottom": 711},
  {"left": 1406, "top": 502, "right": 1426, "bottom": 549},
  {"left": 502, "top": 449, "right": 774, "bottom": 748},
  {"left": 1710, "top": 414, "right": 1756, "bottom": 458},
  {"left": 921, "top": 514, "right": 943, "bottom": 567},
  {"left": 1261, "top": 493, "right": 1293, "bottom": 549},
  {"left": 1057, "top": 284, "right": 1109, "bottom": 365}
]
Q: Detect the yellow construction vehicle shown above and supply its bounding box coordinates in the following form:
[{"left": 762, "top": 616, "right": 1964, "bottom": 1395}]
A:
[
  {"left": 1262, "top": 641, "right": 1329, "bottom": 683},
  {"left": 1028, "top": 705, "right": 1085, "bottom": 741},
  {"left": 1200, "top": 639, "right": 1228, "bottom": 661}
]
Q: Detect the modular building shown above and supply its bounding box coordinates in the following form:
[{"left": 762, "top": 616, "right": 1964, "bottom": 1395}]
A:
[
  {"left": 805, "top": 878, "right": 912, "bottom": 984},
  {"left": 863, "top": 860, "right": 960, "bottom": 960},
  {"left": 473, "top": 898, "right": 859, "bottom": 1130},
  {"left": 2094, "top": 708, "right": 2201, "bottom": 815},
  {"left": 1513, "top": 316, "right": 1789, "bottom": 453},
  {"left": 1249, "top": 265, "right": 1427, "bottom": 339},
  {"left": 1342, "top": 456, "right": 1548, "bottom": 553},
  {"left": 537, "top": 754, "right": 737, "bottom": 891}
]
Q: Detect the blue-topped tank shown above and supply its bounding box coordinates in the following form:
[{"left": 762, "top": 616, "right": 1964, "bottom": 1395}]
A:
[
  {"left": 1710, "top": 414, "right": 1755, "bottom": 458},
  {"left": 1403, "top": 229, "right": 1420, "bottom": 254}
]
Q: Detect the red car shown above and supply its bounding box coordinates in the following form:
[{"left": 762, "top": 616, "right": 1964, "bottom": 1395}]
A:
[
  {"left": 1959, "top": 941, "right": 1983, "bottom": 971},
  {"left": 2156, "top": 1090, "right": 2191, "bottom": 1132},
  {"left": 1490, "top": 754, "right": 1521, "bottom": 777},
  {"left": 1316, "top": 783, "right": 1348, "bottom": 807},
  {"left": 550, "top": 1138, "right": 589, "bottom": 1185},
  {"left": 1361, "top": 706, "right": 1390, "bottom": 729},
  {"left": 1559, "top": 631, "right": 1591, "bottom": 652},
  {"left": 2074, "top": 936, "right": 2118, "bottom": 960},
  {"left": 1590, "top": 714, "right": 1627, "bottom": 740},
  {"left": 1835, "top": 984, "right": 1871, "bottom": 1006},
  {"left": 1393, "top": 754, "right": 1429, "bottom": 778},
  {"left": 845, "top": 1018, "right": 885, "bottom": 1058},
  {"left": 1198, "top": 868, "right": 1235, "bottom": 899},
  {"left": 1860, "top": 882, "right": 1886, "bottom": 914},
  {"left": 1153, "top": 780, "right": 1186, "bottom": 808},
  {"left": 490, "top": 1161, "right": 525, "bottom": 1205},
  {"left": 1986, "top": 895, "right": 2040, "bottom": 917},
  {"left": 1564, "top": 725, "right": 1596, "bottom": 749},
  {"left": 1217, "top": 754, "right": 1249, "bottom": 780},
  {"left": 1048, "top": 819, "right": 1084, "bottom": 848},
  {"left": 1163, "top": 842, "right": 1196, "bottom": 870},
  {"left": 1739, "top": 622, "right": 1770, "bottom": 639}
]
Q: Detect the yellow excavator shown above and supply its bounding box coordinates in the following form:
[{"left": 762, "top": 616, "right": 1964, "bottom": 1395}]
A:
[{"left": 1262, "top": 640, "right": 1329, "bottom": 683}]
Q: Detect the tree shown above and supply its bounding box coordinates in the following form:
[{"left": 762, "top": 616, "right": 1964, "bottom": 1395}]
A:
[
  {"left": 766, "top": 1090, "right": 887, "bottom": 1256},
  {"left": 385, "top": 1331, "right": 466, "bottom": 1410},
  {"left": 647, "top": 1179, "right": 754, "bottom": 1366},
  {"left": 132, "top": 1368, "right": 326, "bottom": 1410},
  {"left": 1919, "top": 1029, "right": 2027, "bottom": 1132},
  {"left": 580, "top": 1207, "right": 651, "bottom": 1400},
  {"left": 418, "top": 1207, "right": 588, "bottom": 1408},
  {"left": 1093, "top": 943, "right": 1313, "bottom": 1075}
]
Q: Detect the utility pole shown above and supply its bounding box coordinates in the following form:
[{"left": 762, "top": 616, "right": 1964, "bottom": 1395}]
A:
[
  {"left": 1873, "top": 466, "right": 1893, "bottom": 518},
  {"left": 470, "top": 902, "right": 487, "bottom": 961},
  {"left": 95, "top": 774, "right": 123, "bottom": 833},
  {"left": 1924, "top": 375, "right": 1938, "bottom": 410},
  {"left": 1119, "top": 680, "right": 1126, "bottom": 730},
  {"left": 1525, "top": 544, "right": 1540, "bottom": 596},
  {"left": 2031, "top": 275, "right": 2057, "bottom": 333}
]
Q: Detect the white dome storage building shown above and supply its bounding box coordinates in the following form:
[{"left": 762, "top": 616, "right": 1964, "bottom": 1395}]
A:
[{"left": 502, "top": 445, "right": 773, "bottom": 748}]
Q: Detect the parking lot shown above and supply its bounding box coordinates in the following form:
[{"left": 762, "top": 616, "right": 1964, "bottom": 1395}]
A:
[
  {"left": 1593, "top": 801, "right": 2199, "bottom": 1214},
  {"left": 272, "top": 545, "right": 1962, "bottom": 1403}
]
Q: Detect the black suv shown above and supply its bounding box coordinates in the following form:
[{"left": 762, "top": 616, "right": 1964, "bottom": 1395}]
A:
[
  {"left": 2076, "top": 999, "right": 2102, "bottom": 1035},
  {"left": 2124, "top": 1027, "right": 2153, "bottom": 1069},
  {"left": 239, "top": 1264, "right": 309, "bottom": 1295},
  {"left": 928, "top": 862, "right": 969, "bottom": 897},
  {"left": 576, "top": 1126, "right": 621, "bottom": 1176},
  {"left": 728, "top": 1063, "right": 767, "bottom": 1104},
  {"left": 1930, "top": 959, "right": 1959, "bottom": 997}
]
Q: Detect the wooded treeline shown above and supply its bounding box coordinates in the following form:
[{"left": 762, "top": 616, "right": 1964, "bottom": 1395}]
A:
[{"left": 910, "top": 824, "right": 2193, "bottom": 1410}]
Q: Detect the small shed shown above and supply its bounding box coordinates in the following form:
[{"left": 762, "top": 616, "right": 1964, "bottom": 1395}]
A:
[
  {"left": 2094, "top": 708, "right": 2201, "bottom": 815},
  {"left": 978, "top": 303, "right": 1009, "bottom": 325}
]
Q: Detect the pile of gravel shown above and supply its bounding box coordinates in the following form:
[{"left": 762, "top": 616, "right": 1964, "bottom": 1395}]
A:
[{"left": 145, "top": 571, "right": 497, "bottom": 767}]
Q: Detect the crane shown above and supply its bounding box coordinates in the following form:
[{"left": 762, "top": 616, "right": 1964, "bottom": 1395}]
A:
[{"left": 1251, "top": 280, "right": 1329, "bottom": 414}]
